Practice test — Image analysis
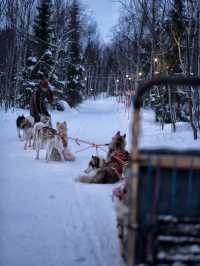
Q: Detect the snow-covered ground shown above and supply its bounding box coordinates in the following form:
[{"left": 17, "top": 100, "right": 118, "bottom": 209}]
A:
[{"left": 0, "top": 97, "right": 199, "bottom": 266}]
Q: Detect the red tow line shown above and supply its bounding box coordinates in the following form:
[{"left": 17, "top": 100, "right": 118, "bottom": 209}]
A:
[{"left": 68, "top": 137, "right": 109, "bottom": 155}]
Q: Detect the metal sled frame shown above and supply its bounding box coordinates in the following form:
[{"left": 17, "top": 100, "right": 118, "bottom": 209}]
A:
[{"left": 128, "top": 76, "right": 200, "bottom": 266}]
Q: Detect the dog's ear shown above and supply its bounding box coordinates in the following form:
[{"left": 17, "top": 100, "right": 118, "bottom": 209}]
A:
[
  {"left": 63, "top": 121, "right": 67, "bottom": 128},
  {"left": 56, "top": 122, "right": 60, "bottom": 128},
  {"left": 92, "top": 155, "right": 95, "bottom": 159},
  {"left": 116, "top": 131, "right": 120, "bottom": 136},
  {"left": 123, "top": 134, "right": 126, "bottom": 139}
]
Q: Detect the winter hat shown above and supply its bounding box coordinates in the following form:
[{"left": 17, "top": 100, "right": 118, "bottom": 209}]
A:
[{"left": 41, "top": 79, "right": 49, "bottom": 89}]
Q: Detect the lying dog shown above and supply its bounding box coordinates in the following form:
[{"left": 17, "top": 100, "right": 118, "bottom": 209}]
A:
[
  {"left": 78, "top": 150, "right": 129, "bottom": 184},
  {"left": 20, "top": 116, "right": 35, "bottom": 149},
  {"left": 56, "top": 122, "right": 75, "bottom": 161},
  {"left": 77, "top": 132, "right": 129, "bottom": 184},
  {"left": 84, "top": 155, "right": 106, "bottom": 174},
  {"left": 16, "top": 115, "right": 25, "bottom": 139}
]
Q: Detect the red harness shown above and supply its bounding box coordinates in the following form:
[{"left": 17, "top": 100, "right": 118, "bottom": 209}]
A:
[
  {"left": 110, "top": 150, "right": 129, "bottom": 178},
  {"left": 59, "top": 132, "right": 68, "bottom": 147}
]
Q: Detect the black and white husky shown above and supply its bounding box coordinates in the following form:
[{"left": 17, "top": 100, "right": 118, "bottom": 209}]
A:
[
  {"left": 32, "top": 115, "right": 51, "bottom": 149},
  {"left": 16, "top": 115, "right": 25, "bottom": 139},
  {"left": 84, "top": 155, "right": 106, "bottom": 174}
]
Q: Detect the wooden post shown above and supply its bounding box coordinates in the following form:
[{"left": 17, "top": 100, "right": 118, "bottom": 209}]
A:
[{"left": 127, "top": 108, "right": 140, "bottom": 266}]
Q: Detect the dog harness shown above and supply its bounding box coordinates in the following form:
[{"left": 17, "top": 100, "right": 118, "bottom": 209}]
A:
[
  {"left": 111, "top": 150, "right": 129, "bottom": 179},
  {"left": 21, "top": 119, "right": 32, "bottom": 129},
  {"left": 59, "top": 132, "right": 68, "bottom": 147}
]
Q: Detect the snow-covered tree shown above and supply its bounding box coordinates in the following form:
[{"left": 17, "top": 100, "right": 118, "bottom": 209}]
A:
[
  {"left": 66, "top": 0, "right": 84, "bottom": 107},
  {"left": 18, "top": 0, "right": 54, "bottom": 108}
]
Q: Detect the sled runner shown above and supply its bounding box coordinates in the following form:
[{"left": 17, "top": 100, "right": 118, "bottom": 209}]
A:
[{"left": 123, "top": 76, "right": 200, "bottom": 266}]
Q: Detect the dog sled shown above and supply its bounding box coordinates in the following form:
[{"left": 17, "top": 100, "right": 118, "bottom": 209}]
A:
[{"left": 120, "top": 76, "right": 200, "bottom": 266}]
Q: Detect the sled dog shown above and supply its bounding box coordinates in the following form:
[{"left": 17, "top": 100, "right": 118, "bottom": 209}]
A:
[
  {"left": 46, "top": 133, "right": 65, "bottom": 162},
  {"left": 16, "top": 115, "right": 25, "bottom": 139},
  {"left": 33, "top": 115, "right": 51, "bottom": 149},
  {"left": 107, "top": 131, "right": 127, "bottom": 159},
  {"left": 84, "top": 155, "right": 106, "bottom": 174},
  {"left": 20, "top": 116, "right": 35, "bottom": 149},
  {"left": 77, "top": 132, "right": 129, "bottom": 184},
  {"left": 56, "top": 121, "right": 75, "bottom": 161}
]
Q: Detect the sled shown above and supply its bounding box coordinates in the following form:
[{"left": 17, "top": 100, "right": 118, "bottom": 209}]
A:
[{"left": 125, "top": 76, "right": 200, "bottom": 266}]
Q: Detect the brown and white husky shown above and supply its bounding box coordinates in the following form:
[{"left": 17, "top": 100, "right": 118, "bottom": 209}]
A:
[
  {"left": 77, "top": 132, "right": 129, "bottom": 184},
  {"left": 56, "top": 122, "right": 75, "bottom": 161},
  {"left": 19, "top": 116, "right": 35, "bottom": 149}
]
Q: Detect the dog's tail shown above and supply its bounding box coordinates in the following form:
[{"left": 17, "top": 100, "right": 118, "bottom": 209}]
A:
[{"left": 75, "top": 175, "right": 94, "bottom": 183}]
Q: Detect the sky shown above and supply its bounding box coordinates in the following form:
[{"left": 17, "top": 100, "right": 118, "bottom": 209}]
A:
[{"left": 82, "top": 0, "right": 120, "bottom": 43}]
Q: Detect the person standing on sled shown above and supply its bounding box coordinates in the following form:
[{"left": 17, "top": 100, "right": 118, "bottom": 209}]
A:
[{"left": 30, "top": 79, "right": 53, "bottom": 123}]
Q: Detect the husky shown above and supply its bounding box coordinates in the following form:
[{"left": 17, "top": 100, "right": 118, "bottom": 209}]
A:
[
  {"left": 20, "top": 116, "right": 35, "bottom": 149},
  {"left": 40, "top": 114, "right": 51, "bottom": 124},
  {"left": 107, "top": 131, "right": 127, "bottom": 160},
  {"left": 46, "top": 134, "right": 65, "bottom": 162},
  {"left": 84, "top": 155, "right": 106, "bottom": 174},
  {"left": 56, "top": 122, "right": 75, "bottom": 161},
  {"left": 16, "top": 115, "right": 25, "bottom": 139},
  {"left": 35, "top": 126, "right": 57, "bottom": 160},
  {"left": 32, "top": 115, "right": 51, "bottom": 149},
  {"left": 77, "top": 132, "right": 129, "bottom": 184}
]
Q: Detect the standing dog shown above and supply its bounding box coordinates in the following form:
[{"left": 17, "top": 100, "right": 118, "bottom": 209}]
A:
[
  {"left": 32, "top": 115, "right": 51, "bottom": 149},
  {"left": 35, "top": 126, "right": 57, "bottom": 160},
  {"left": 16, "top": 115, "right": 25, "bottom": 139},
  {"left": 20, "top": 116, "right": 35, "bottom": 149},
  {"left": 46, "top": 133, "right": 65, "bottom": 162}
]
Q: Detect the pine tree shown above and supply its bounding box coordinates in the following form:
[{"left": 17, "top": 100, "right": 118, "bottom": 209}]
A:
[
  {"left": 18, "top": 0, "right": 53, "bottom": 108},
  {"left": 66, "top": 0, "right": 84, "bottom": 107},
  {"left": 33, "top": 0, "right": 53, "bottom": 79}
]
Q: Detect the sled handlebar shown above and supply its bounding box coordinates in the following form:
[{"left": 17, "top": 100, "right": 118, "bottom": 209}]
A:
[{"left": 133, "top": 75, "right": 200, "bottom": 109}]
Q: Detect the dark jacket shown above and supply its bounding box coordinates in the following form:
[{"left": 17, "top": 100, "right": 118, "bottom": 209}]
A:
[{"left": 30, "top": 87, "right": 53, "bottom": 122}]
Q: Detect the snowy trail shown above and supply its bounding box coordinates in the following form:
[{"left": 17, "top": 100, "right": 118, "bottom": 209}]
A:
[
  {"left": 0, "top": 97, "right": 199, "bottom": 266},
  {"left": 0, "top": 98, "right": 127, "bottom": 266}
]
